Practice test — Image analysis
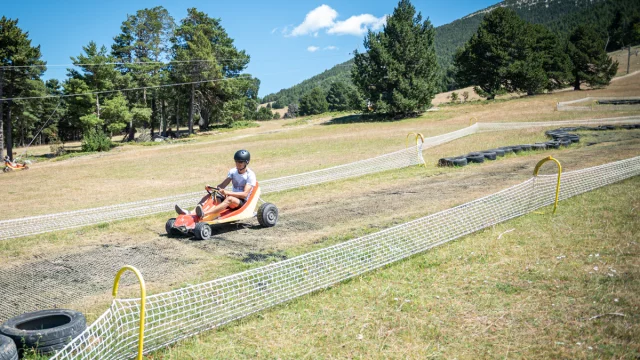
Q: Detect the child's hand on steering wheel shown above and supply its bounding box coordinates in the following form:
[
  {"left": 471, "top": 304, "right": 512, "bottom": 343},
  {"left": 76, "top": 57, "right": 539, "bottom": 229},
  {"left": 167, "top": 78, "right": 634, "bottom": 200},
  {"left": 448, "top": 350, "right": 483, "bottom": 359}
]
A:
[{"left": 219, "top": 189, "right": 227, "bottom": 196}]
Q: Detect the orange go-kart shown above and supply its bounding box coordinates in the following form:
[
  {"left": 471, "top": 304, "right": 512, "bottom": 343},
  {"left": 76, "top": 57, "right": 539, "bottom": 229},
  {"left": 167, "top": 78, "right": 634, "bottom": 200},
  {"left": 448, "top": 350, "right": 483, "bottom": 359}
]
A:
[
  {"left": 3, "top": 158, "right": 29, "bottom": 173},
  {"left": 166, "top": 182, "right": 278, "bottom": 240}
]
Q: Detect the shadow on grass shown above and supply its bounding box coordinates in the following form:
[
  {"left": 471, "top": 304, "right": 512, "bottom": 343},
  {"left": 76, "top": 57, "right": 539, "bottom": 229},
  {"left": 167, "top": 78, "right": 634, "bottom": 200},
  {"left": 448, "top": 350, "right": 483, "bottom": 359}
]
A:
[{"left": 322, "top": 113, "right": 418, "bottom": 125}]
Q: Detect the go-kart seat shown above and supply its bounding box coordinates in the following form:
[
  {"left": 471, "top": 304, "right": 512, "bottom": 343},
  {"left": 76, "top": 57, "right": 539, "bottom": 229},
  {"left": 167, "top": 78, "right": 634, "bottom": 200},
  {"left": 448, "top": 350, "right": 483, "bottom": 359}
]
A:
[{"left": 218, "top": 182, "right": 259, "bottom": 219}]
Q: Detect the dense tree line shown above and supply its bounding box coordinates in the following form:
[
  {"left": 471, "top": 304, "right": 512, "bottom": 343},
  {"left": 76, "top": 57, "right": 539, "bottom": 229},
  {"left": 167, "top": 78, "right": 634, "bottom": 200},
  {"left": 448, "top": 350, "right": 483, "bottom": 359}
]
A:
[
  {"left": 261, "top": 59, "right": 354, "bottom": 108},
  {"left": 263, "top": 0, "right": 640, "bottom": 104},
  {"left": 454, "top": 8, "right": 622, "bottom": 99},
  {"left": 0, "top": 7, "right": 267, "bottom": 160}
]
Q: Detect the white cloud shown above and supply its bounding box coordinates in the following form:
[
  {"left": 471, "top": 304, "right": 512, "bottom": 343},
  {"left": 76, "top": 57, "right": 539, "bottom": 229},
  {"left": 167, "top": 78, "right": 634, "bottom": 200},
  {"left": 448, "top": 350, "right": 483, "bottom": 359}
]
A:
[
  {"left": 324, "top": 46, "right": 338, "bottom": 50},
  {"left": 271, "top": 27, "right": 278, "bottom": 34},
  {"left": 307, "top": 46, "right": 320, "bottom": 52},
  {"left": 291, "top": 5, "right": 338, "bottom": 36},
  {"left": 327, "top": 14, "right": 387, "bottom": 36}
]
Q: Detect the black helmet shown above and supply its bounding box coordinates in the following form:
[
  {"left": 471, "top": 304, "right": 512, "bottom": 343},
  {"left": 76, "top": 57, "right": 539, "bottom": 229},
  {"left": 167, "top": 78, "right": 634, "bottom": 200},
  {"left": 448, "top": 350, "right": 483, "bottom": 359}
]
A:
[{"left": 234, "top": 149, "right": 250, "bottom": 163}]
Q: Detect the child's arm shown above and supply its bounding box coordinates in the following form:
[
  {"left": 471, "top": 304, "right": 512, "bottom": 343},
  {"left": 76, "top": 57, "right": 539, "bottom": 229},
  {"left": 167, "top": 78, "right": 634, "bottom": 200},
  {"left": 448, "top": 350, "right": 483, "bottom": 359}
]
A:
[{"left": 216, "top": 178, "right": 231, "bottom": 189}]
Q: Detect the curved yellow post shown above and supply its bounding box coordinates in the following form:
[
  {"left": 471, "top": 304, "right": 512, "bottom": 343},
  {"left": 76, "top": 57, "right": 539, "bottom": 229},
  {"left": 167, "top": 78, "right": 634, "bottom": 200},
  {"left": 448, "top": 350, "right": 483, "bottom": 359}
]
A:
[
  {"left": 533, "top": 156, "right": 562, "bottom": 215},
  {"left": 405, "top": 132, "right": 417, "bottom": 148},
  {"left": 469, "top": 117, "right": 477, "bottom": 126},
  {"left": 112, "top": 266, "right": 146, "bottom": 360},
  {"left": 405, "top": 132, "right": 426, "bottom": 167}
]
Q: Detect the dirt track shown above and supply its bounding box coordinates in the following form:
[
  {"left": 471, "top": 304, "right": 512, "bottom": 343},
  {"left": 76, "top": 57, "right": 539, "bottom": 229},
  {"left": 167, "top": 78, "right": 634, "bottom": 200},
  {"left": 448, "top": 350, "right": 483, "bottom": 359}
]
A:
[{"left": 0, "top": 129, "right": 638, "bottom": 322}]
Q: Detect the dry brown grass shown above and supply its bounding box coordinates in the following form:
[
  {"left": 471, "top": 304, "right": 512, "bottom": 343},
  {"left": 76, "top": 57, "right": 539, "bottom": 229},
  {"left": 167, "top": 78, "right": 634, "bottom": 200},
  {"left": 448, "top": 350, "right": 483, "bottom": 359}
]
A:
[
  {"left": 1, "top": 71, "right": 639, "bottom": 220},
  {"left": 433, "top": 45, "right": 640, "bottom": 106}
]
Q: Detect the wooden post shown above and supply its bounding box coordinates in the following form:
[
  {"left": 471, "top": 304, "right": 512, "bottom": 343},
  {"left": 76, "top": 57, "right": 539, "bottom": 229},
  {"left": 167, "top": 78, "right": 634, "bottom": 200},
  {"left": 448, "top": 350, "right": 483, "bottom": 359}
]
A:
[
  {"left": 0, "top": 68, "right": 4, "bottom": 160},
  {"left": 188, "top": 83, "right": 194, "bottom": 135},
  {"left": 627, "top": 46, "right": 631, "bottom": 75}
]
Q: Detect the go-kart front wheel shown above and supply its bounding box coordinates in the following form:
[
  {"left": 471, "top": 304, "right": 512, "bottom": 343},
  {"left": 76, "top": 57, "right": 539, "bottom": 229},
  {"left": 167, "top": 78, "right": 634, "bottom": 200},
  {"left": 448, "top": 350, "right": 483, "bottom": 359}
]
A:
[
  {"left": 257, "top": 203, "right": 278, "bottom": 227},
  {"left": 165, "top": 218, "right": 180, "bottom": 237},
  {"left": 193, "top": 222, "right": 212, "bottom": 240}
]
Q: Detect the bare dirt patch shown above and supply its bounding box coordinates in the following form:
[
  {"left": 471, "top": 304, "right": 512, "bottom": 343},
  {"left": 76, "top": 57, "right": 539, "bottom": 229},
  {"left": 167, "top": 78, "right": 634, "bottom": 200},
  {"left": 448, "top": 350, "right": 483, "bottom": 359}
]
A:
[{"left": 3, "top": 129, "right": 636, "bottom": 323}]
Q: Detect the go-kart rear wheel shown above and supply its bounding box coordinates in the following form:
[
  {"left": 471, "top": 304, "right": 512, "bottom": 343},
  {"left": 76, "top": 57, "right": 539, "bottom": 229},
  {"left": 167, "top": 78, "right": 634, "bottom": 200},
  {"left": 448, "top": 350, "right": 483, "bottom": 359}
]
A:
[
  {"left": 257, "top": 203, "right": 278, "bottom": 227},
  {"left": 194, "top": 222, "right": 212, "bottom": 240}
]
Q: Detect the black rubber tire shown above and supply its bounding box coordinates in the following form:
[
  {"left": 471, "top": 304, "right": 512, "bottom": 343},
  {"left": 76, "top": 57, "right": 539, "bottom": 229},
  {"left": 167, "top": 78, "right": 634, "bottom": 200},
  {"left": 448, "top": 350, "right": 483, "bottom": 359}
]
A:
[
  {"left": 258, "top": 203, "right": 279, "bottom": 227},
  {"left": 532, "top": 143, "right": 547, "bottom": 150},
  {"left": 545, "top": 141, "right": 561, "bottom": 149},
  {"left": 465, "top": 153, "right": 485, "bottom": 164},
  {"left": 487, "top": 148, "right": 505, "bottom": 157},
  {"left": 165, "top": 218, "right": 177, "bottom": 236},
  {"left": 509, "top": 145, "right": 523, "bottom": 154},
  {"left": 481, "top": 151, "right": 497, "bottom": 160},
  {"left": 0, "top": 335, "right": 18, "bottom": 360},
  {"left": 193, "top": 222, "right": 212, "bottom": 240},
  {"left": 519, "top": 144, "right": 532, "bottom": 151},
  {"left": 0, "top": 309, "right": 85, "bottom": 353},
  {"left": 560, "top": 139, "right": 572, "bottom": 147},
  {"left": 437, "top": 158, "right": 451, "bottom": 167},
  {"left": 451, "top": 157, "right": 468, "bottom": 167},
  {"left": 500, "top": 147, "right": 515, "bottom": 155},
  {"left": 568, "top": 135, "right": 580, "bottom": 143}
]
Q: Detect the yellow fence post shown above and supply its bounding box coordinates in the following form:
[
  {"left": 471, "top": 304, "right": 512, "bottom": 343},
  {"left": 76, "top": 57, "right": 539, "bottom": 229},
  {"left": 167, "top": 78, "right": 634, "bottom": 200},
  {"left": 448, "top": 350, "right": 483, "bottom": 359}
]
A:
[
  {"left": 533, "top": 156, "right": 562, "bottom": 215},
  {"left": 112, "top": 266, "right": 147, "bottom": 360},
  {"left": 469, "top": 117, "right": 477, "bottom": 126},
  {"left": 406, "top": 132, "right": 427, "bottom": 168}
]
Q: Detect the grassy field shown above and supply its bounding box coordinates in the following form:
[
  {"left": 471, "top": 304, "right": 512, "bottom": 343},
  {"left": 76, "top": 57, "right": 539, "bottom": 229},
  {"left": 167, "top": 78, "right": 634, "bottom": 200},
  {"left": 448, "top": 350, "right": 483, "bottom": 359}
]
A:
[
  {"left": 3, "top": 62, "right": 639, "bottom": 359},
  {"left": 140, "top": 175, "right": 640, "bottom": 359}
]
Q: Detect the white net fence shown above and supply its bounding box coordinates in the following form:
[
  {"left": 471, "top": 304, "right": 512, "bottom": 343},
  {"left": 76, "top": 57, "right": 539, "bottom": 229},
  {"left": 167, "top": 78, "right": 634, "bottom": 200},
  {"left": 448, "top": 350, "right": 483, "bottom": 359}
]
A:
[
  {"left": 1, "top": 115, "right": 639, "bottom": 241},
  {"left": 0, "top": 138, "right": 434, "bottom": 241},
  {"left": 51, "top": 155, "right": 640, "bottom": 360},
  {"left": 556, "top": 97, "right": 640, "bottom": 111},
  {"left": 478, "top": 115, "right": 640, "bottom": 130}
]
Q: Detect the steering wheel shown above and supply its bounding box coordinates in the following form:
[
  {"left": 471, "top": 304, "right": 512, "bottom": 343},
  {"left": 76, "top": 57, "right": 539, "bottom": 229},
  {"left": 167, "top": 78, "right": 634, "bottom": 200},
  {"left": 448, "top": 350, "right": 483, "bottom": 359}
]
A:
[{"left": 205, "top": 185, "right": 226, "bottom": 201}]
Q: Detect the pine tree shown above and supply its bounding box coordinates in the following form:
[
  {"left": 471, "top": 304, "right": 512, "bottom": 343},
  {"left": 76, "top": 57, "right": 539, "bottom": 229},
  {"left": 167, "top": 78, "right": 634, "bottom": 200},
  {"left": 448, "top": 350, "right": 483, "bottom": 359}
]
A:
[
  {"left": 171, "top": 8, "right": 252, "bottom": 130},
  {"left": 352, "top": 0, "right": 438, "bottom": 117},
  {"left": 112, "top": 6, "right": 174, "bottom": 139},
  {"left": 568, "top": 25, "right": 618, "bottom": 90},
  {"left": 299, "top": 87, "right": 328, "bottom": 116},
  {"left": 454, "top": 8, "right": 524, "bottom": 99},
  {"left": 326, "top": 82, "right": 350, "bottom": 111},
  {"left": 0, "top": 17, "right": 46, "bottom": 160}
]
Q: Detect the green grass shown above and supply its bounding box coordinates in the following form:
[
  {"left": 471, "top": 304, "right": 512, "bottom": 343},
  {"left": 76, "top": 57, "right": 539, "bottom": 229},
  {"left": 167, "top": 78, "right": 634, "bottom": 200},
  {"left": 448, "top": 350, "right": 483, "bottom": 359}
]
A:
[{"left": 146, "top": 176, "right": 640, "bottom": 359}]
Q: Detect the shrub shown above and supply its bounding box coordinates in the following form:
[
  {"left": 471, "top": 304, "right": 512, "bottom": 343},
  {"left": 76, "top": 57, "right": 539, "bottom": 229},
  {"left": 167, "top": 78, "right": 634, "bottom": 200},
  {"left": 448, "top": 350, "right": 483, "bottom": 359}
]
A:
[{"left": 81, "top": 128, "right": 112, "bottom": 152}]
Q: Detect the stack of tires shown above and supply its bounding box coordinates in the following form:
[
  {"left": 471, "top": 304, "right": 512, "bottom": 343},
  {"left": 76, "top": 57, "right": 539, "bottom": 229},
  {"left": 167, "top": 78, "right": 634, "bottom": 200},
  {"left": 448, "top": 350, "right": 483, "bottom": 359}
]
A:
[
  {"left": 0, "top": 309, "right": 86, "bottom": 357},
  {"left": 438, "top": 144, "right": 546, "bottom": 168},
  {"left": 545, "top": 129, "right": 581, "bottom": 149}
]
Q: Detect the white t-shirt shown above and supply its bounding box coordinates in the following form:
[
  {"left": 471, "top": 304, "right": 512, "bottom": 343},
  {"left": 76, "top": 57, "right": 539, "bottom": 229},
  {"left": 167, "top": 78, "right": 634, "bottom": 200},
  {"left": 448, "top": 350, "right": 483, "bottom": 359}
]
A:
[{"left": 227, "top": 168, "right": 257, "bottom": 193}]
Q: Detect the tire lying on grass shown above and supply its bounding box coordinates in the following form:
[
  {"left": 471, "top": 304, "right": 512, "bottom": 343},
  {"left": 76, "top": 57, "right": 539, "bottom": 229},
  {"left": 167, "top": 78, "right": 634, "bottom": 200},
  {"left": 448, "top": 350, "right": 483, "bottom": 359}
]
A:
[
  {"left": 480, "top": 151, "right": 497, "bottom": 160},
  {"left": 0, "top": 309, "right": 86, "bottom": 355},
  {"left": 500, "top": 147, "right": 516, "bottom": 155},
  {"left": 545, "top": 141, "right": 561, "bottom": 149},
  {"left": 488, "top": 148, "right": 505, "bottom": 157},
  {"left": 438, "top": 157, "right": 468, "bottom": 167},
  {"left": 519, "top": 144, "right": 532, "bottom": 151},
  {"left": 0, "top": 335, "right": 18, "bottom": 360},
  {"left": 465, "top": 152, "right": 485, "bottom": 164},
  {"left": 532, "top": 143, "right": 547, "bottom": 150}
]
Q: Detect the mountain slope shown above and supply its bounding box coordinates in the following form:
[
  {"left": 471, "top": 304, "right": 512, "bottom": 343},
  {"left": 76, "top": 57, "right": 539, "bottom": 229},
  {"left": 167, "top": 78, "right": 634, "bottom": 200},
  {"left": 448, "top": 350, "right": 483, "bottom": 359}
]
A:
[{"left": 263, "top": 0, "right": 639, "bottom": 105}]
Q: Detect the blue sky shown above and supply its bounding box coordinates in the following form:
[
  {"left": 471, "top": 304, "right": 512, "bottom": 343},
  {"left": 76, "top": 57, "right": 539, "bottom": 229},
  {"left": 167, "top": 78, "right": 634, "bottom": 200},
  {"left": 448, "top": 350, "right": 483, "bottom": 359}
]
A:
[{"left": 3, "top": 0, "right": 497, "bottom": 96}]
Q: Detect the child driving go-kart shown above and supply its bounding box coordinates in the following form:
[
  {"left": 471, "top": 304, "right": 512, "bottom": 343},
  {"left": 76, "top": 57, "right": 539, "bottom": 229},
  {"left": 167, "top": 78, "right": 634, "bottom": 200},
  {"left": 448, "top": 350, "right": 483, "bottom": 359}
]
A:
[
  {"left": 167, "top": 150, "right": 278, "bottom": 240},
  {"left": 3, "top": 155, "right": 29, "bottom": 172}
]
